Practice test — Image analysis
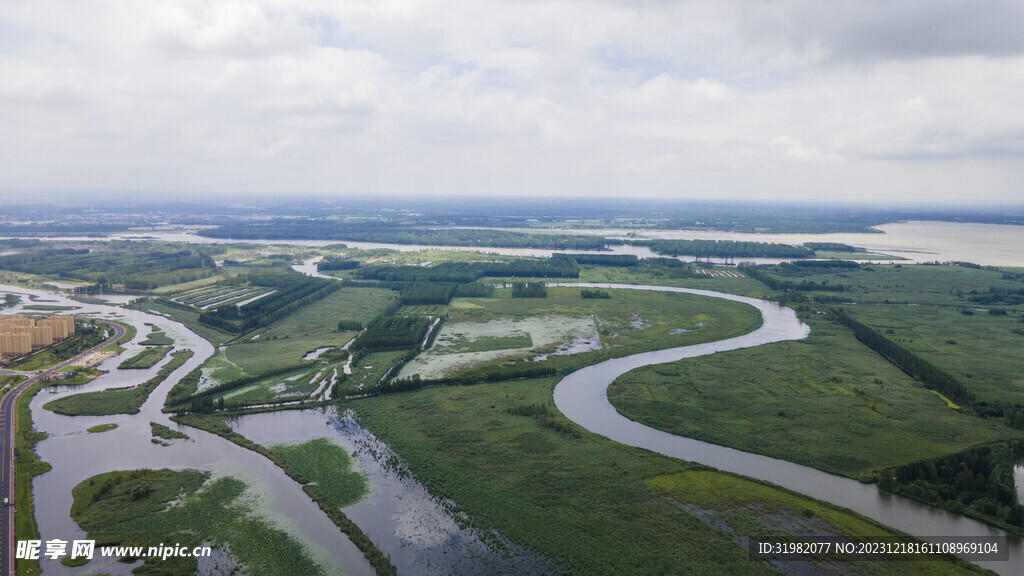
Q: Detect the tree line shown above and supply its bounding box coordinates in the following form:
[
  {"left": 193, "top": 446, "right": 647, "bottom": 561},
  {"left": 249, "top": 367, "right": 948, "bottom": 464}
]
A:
[
  {"left": 641, "top": 239, "right": 813, "bottom": 258},
  {"left": 740, "top": 265, "right": 847, "bottom": 292},
  {"left": 0, "top": 243, "right": 218, "bottom": 290},
  {"left": 199, "top": 220, "right": 618, "bottom": 250},
  {"left": 197, "top": 271, "right": 340, "bottom": 333},
  {"left": 830, "top": 309, "right": 974, "bottom": 405},
  {"left": 879, "top": 442, "right": 1024, "bottom": 529},
  {"left": 355, "top": 255, "right": 581, "bottom": 283}
]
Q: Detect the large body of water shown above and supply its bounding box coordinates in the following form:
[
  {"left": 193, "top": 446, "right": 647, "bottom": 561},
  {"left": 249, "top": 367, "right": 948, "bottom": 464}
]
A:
[{"left": 7, "top": 220, "right": 1024, "bottom": 266}]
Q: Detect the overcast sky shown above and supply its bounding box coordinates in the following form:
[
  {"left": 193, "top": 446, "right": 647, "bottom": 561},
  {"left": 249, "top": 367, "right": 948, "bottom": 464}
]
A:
[{"left": 1, "top": 0, "right": 1022, "bottom": 204}]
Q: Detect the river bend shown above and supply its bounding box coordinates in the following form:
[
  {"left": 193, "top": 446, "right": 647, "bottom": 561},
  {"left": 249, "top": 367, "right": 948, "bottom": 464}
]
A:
[{"left": 551, "top": 282, "right": 1022, "bottom": 575}]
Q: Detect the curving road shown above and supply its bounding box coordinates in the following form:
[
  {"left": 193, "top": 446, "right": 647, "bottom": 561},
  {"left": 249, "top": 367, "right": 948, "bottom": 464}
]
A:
[
  {"left": 552, "top": 282, "right": 1021, "bottom": 575},
  {"left": 0, "top": 319, "right": 125, "bottom": 576}
]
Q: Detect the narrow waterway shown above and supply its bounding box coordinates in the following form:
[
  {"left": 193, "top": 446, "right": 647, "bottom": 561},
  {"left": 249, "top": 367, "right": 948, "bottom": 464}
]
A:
[
  {"left": 4, "top": 285, "right": 375, "bottom": 576},
  {"left": 227, "top": 407, "right": 551, "bottom": 575},
  {"left": 551, "top": 282, "right": 1022, "bottom": 575}
]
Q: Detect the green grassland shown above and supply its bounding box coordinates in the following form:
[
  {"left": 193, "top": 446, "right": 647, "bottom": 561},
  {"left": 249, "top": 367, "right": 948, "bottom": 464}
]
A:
[
  {"left": 87, "top": 423, "right": 118, "bottom": 433},
  {"left": 607, "top": 314, "right": 1021, "bottom": 479},
  {"left": 45, "top": 349, "right": 194, "bottom": 415},
  {"left": 333, "top": 351, "right": 408, "bottom": 397},
  {"left": 647, "top": 470, "right": 987, "bottom": 576},
  {"left": 214, "top": 287, "right": 395, "bottom": 380},
  {"left": 265, "top": 439, "right": 368, "bottom": 509},
  {"left": 216, "top": 366, "right": 330, "bottom": 405},
  {"left": 352, "top": 377, "right": 979, "bottom": 575},
  {"left": 750, "top": 263, "right": 1024, "bottom": 406},
  {"left": 576, "top": 264, "right": 770, "bottom": 296},
  {"left": 405, "top": 286, "right": 761, "bottom": 379},
  {"left": 117, "top": 345, "right": 172, "bottom": 369},
  {"left": 71, "top": 469, "right": 328, "bottom": 576},
  {"left": 846, "top": 304, "right": 1023, "bottom": 405}
]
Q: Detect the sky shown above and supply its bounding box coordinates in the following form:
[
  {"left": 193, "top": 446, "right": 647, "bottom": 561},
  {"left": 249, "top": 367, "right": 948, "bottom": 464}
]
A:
[{"left": 1, "top": 0, "right": 1022, "bottom": 204}]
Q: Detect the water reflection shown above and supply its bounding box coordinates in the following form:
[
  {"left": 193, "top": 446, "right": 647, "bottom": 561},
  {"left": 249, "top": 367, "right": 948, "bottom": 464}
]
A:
[
  {"left": 228, "top": 407, "right": 551, "bottom": 575},
  {"left": 2, "top": 284, "right": 374, "bottom": 576},
  {"left": 552, "top": 282, "right": 1023, "bottom": 576}
]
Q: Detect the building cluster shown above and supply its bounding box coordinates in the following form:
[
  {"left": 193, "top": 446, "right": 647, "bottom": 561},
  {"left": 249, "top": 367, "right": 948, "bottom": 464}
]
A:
[{"left": 0, "top": 314, "right": 76, "bottom": 361}]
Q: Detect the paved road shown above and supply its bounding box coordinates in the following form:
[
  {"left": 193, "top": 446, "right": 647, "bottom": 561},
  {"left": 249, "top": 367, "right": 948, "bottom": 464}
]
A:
[{"left": 0, "top": 320, "right": 125, "bottom": 576}]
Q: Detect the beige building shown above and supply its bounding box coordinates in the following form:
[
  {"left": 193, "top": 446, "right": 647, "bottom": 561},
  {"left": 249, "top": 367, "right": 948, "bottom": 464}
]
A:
[
  {"left": 0, "top": 313, "right": 76, "bottom": 360},
  {"left": 0, "top": 332, "right": 32, "bottom": 358},
  {"left": 39, "top": 315, "right": 75, "bottom": 339}
]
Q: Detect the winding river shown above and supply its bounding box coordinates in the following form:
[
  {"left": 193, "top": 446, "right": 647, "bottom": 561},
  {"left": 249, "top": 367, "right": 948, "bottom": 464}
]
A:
[
  {"left": 5, "top": 255, "right": 1021, "bottom": 574},
  {"left": 3, "top": 286, "right": 375, "bottom": 576},
  {"left": 552, "top": 283, "right": 1022, "bottom": 575}
]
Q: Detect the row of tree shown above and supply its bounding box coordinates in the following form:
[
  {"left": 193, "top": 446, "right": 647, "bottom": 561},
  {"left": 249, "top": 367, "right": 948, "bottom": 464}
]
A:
[
  {"left": 741, "top": 265, "right": 848, "bottom": 292},
  {"left": 355, "top": 255, "right": 581, "bottom": 283},
  {"left": 0, "top": 244, "right": 218, "bottom": 290},
  {"left": 400, "top": 283, "right": 456, "bottom": 305},
  {"left": 197, "top": 271, "right": 340, "bottom": 333},
  {"left": 317, "top": 257, "right": 360, "bottom": 271},
  {"left": 879, "top": 442, "right": 1024, "bottom": 528},
  {"left": 512, "top": 282, "right": 547, "bottom": 298},
  {"left": 200, "top": 220, "right": 617, "bottom": 250},
  {"left": 350, "top": 315, "right": 433, "bottom": 352},
  {"left": 641, "top": 239, "right": 814, "bottom": 258},
  {"left": 829, "top": 309, "right": 975, "bottom": 405}
]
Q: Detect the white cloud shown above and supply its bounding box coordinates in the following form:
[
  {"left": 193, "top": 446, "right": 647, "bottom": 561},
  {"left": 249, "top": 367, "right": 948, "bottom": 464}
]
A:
[{"left": 0, "top": 0, "right": 1021, "bottom": 203}]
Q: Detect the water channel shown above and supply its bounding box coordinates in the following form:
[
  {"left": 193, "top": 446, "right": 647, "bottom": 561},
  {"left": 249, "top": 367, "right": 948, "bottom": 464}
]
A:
[
  {"left": 5, "top": 220, "right": 1024, "bottom": 574},
  {"left": 552, "top": 282, "right": 1023, "bottom": 576}
]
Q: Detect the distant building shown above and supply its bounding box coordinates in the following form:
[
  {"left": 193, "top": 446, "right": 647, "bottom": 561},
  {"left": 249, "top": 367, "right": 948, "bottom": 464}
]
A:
[{"left": 0, "top": 313, "right": 76, "bottom": 360}]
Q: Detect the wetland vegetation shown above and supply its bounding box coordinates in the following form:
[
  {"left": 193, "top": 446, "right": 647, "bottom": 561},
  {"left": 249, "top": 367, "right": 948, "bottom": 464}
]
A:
[
  {"left": 45, "top": 349, "right": 194, "bottom": 415},
  {"left": 71, "top": 469, "right": 330, "bottom": 576},
  {"left": 8, "top": 209, "right": 1021, "bottom": 575}
]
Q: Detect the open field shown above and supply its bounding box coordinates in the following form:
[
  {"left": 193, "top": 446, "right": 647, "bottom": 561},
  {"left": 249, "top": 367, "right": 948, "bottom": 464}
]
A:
[
  {"left": 71, "top": 469, "right": 328, "bottom": 576},
  {"left": 846, "top": 303, "right": 1024, "bottom": 405},
  {"left": 352, "top": 376, "right": 981, "bottom": 576},
  {"left": 607, "top": 314, "right": 1021, "bottom": 479},
  {"left": 214, "top": 287, "right": 394, "bottom": 381},
  {"left": 744, "top": 263, "right": 1024, "bottom": 407},
  {"left": 400, "top": 286, "right": 762, "bottom": 379}
]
